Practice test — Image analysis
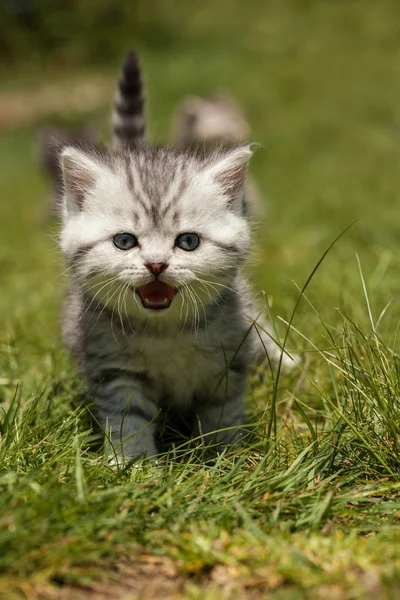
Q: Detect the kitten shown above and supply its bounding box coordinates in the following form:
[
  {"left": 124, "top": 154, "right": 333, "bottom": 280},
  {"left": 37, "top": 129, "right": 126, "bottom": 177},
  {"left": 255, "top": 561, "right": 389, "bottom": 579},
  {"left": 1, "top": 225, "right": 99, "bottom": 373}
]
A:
[
  {"left": 173, "top": 94, "right": 264, "bottom": 219},
  {"left": 60, "top": 51, "right": 293, "bottom": 461},
  {"left": 40, "top": 61, "right": 263, "bottom": 217},
  {"left": 173, "top": 94, "right": 250, "bottom": 148}
]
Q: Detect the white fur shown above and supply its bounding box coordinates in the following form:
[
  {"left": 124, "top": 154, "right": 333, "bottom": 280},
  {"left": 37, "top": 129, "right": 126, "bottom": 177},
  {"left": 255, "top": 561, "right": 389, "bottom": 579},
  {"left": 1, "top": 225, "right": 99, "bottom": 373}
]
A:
[
  {"left": 60, "top": 147, "right": 251, "bottom": 323},
  {"left": 59, "top": 144, "right": 296, "bottom": 460}
]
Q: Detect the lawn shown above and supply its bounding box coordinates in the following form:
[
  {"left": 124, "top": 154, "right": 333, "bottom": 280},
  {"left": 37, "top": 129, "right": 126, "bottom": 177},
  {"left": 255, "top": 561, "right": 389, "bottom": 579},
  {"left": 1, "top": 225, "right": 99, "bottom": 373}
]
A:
[{"left": 2, "top": 1, "right": 400, "bottom": 598}]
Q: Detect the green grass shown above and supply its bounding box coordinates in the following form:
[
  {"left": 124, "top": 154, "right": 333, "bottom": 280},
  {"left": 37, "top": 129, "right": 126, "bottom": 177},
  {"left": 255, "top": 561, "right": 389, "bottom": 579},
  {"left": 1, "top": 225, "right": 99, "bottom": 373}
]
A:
[{"left": 3, "top": 1, "right": 400, "bottom": 598}]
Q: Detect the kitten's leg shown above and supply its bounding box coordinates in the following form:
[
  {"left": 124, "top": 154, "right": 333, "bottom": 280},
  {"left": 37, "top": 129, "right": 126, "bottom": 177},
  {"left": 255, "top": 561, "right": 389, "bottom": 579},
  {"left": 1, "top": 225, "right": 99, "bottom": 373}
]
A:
[
  {"left": 194, "top": 373, "right": 246, "bottom": 452},
  {"left": 92, "top": 375, "right": 159, "bottom": 460},
  {"left": 104, "top": 405, "right": 158, "bottom": 462},
  {"left": 249, "top": 314, "right": 299, "bottom": 371}
]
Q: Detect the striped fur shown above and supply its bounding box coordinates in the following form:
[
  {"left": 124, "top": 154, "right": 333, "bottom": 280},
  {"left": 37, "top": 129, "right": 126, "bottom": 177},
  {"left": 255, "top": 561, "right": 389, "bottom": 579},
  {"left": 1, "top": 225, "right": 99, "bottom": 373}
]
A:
[
  {"left": 58, "top": 53, "right": 295, "bottom": 463},
  {"left": 173, "top": 95, "right": 264, "bottom": 219},
  {"left": 112, "top": 50, "right": 145, "bottom": 149},
  {"left": 39, "top": 53, "right": 265, "bottom": 218}
]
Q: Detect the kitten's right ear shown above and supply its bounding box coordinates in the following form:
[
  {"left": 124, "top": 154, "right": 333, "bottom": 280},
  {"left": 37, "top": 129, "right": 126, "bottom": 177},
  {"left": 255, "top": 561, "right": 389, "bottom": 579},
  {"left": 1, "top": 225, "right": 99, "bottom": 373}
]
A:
[
  {"left": 207, "top": 144, "right": 255, "bottom": 206},
  {"left": 61, "top": 147, "right": 100, "bottom": 215}
]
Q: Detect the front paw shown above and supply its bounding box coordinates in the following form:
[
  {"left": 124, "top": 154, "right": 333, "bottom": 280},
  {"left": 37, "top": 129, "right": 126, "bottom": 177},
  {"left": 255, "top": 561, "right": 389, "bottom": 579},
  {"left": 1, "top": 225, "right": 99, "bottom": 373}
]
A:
[
  {"left": 279, "top": 351, "right": 301, "bottom": 372},
  {"left": 257, "top": 349, "right": 301, "bottom": 373},
  {"left": 107, "top": 452, "right": 159, "bottom": 470},
  {"left": 107, "top": 438, "right": 159, "bottom": 468}
]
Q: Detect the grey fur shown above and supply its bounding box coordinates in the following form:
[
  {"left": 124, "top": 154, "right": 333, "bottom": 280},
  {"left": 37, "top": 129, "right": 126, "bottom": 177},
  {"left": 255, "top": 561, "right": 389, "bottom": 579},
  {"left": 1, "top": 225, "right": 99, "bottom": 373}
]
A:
[
  {"left": 58, "top": 53, "right": 292, "bottom": 462},
  {"left": 60, "top": 143, "right": 292, "bottom": 461},
  {"left": 40, "top": 62, "right": 264, "bottom": 218},
  {"left": 63, "top": 273, "right": 254, "bottom": 459},
  {"left": 172, "top": 94, "right": 265, "bottom": 219},
  {"left": 112, "top": 51, "right": 145, "bottom": 149}
]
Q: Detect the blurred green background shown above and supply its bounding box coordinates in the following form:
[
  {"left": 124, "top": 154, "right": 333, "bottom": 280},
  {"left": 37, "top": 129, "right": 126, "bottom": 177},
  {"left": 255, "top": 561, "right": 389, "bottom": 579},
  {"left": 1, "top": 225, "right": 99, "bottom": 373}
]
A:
[
  {"left": 3, "top": 5, "right": 400, "bottom": 595},
  {"left": 2, "top": 0, "right": 400, "bottom": 385}
]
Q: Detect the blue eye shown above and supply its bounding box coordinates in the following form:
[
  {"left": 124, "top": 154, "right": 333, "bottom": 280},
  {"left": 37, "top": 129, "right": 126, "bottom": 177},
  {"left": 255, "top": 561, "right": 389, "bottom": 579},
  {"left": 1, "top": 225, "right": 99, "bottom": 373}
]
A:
[
  {"left": 175, "top": 233, "right": 200, "bottom": 251},
  {"left": 113, "top": 233, "right": 139, "bottom": 250}
]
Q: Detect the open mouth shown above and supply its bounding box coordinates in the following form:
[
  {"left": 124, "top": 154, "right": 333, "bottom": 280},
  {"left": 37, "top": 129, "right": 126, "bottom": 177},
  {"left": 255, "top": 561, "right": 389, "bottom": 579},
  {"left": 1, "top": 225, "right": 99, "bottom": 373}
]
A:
[{"left": 137, "top": 281, "right": 177, "bottom": 310}]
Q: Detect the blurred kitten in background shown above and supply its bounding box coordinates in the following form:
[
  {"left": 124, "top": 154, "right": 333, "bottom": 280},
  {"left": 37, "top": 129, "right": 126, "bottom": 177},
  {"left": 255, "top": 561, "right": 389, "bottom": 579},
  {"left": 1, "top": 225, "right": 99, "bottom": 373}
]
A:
[
  {"left": 37, "top": 124, "right": 98, "bottom": 217},
  {"left": 173, "top": 94, "right": 250, "bottom": 147},
  {"left": 38, "top": 93, "right": 264, "bottom": 219},
  {"left": 173, "top": 94, "right": 264, "bottom": 218}
]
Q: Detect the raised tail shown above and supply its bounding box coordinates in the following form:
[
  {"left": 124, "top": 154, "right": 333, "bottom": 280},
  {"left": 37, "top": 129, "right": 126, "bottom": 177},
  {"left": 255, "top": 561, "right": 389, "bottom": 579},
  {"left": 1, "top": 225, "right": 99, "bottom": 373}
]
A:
[{"left": 112, "top": 51, "right": 145, "bottom": 149}]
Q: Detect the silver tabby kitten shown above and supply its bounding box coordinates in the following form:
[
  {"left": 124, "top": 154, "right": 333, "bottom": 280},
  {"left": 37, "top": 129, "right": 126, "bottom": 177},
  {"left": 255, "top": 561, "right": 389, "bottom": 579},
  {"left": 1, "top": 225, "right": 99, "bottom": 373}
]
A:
[{"left": 60, "top": 52, "right": 290, "bottom": 461}]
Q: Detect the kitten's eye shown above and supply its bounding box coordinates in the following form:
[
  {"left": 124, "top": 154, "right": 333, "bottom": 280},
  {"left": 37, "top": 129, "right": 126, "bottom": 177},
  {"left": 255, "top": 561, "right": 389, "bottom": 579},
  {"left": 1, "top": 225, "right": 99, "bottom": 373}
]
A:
[
  {"left": 175, "top": 233, "right": 200, "bottom": 251},
  {"left": 113, "top": 233, "right": 138, "bottom": 250}
]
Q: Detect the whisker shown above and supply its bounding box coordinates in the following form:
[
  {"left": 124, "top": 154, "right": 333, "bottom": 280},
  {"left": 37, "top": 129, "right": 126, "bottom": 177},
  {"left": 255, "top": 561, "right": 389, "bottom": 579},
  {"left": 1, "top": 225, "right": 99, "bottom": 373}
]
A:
[
  {"left": 116, "top": 282, "right": 127, "bottom": 337},
  {"left": 122, "top": 282, "right": 135, "bottom": 334},
  {"left": 189, "top": 284, "right": 208, "bottom": 335},
  {"left": 109, "top": 283, "right": 126, "bottom": 345},
  {"left": 195, "top": 276, "right": 238, "bottom": 295},
  {"left": 180, "top": 284, "right": 192, "bottom": 332},
  {"left": 79, "top": 276, "right": 120, "bottom": 319},
  {"left": 86, "top": 283, "right": 121, "bottom": 338},
  {"left": 84, "top": 275, "right": 119, "bottom": 295},
  {"left": 194, "top": 278, "right": 223, "bottom": 303},
  {"left": 185, "top": 284, "right": 199, "bottom": 335}
]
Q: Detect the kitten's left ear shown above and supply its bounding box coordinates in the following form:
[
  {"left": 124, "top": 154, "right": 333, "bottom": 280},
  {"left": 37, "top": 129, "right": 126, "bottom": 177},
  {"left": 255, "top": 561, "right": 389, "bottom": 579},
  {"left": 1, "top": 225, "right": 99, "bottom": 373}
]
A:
[
  {"left": 61, "top": 147, "right": 102, "bottom": 215},
  {"left": 207, "top": 144, "right": 255, "bottom": 210}
]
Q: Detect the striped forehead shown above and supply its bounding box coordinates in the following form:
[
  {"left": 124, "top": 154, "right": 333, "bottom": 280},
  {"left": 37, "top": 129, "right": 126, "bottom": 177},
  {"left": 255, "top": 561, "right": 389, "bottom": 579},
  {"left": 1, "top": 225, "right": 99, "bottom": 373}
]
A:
[{"left": 123, "top": 153, "right": 189, "bottom": 226}]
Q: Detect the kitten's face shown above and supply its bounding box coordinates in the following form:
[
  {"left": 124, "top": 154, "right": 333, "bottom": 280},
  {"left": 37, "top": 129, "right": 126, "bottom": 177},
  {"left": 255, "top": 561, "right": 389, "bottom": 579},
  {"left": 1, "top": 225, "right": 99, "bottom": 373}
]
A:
[{"left": 60, "top": 146, "right": 252, "bottom": 324}]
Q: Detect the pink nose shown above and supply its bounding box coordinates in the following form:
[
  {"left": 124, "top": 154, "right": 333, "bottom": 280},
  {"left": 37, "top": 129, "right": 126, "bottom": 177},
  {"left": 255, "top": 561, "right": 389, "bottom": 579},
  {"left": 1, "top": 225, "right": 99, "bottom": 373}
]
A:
[{"left": 145, "top": 263, "right": 168, "bottom": 277}]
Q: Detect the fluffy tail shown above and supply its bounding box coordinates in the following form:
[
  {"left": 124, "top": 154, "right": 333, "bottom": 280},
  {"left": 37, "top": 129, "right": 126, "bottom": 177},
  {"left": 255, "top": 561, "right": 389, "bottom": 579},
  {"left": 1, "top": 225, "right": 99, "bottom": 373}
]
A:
[{"left": 112, "top": 51, "right": 145, "bottom": 148}]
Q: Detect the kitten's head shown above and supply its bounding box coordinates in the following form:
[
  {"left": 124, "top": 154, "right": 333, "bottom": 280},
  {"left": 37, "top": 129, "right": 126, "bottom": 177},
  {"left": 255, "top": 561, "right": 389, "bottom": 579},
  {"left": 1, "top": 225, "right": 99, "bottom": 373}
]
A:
[
  {"left": 60, "top": 144, "right": 253, "bottom": 325},
  {"left": 174, "top": 94, "right": 250, "bottom": 148}
]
